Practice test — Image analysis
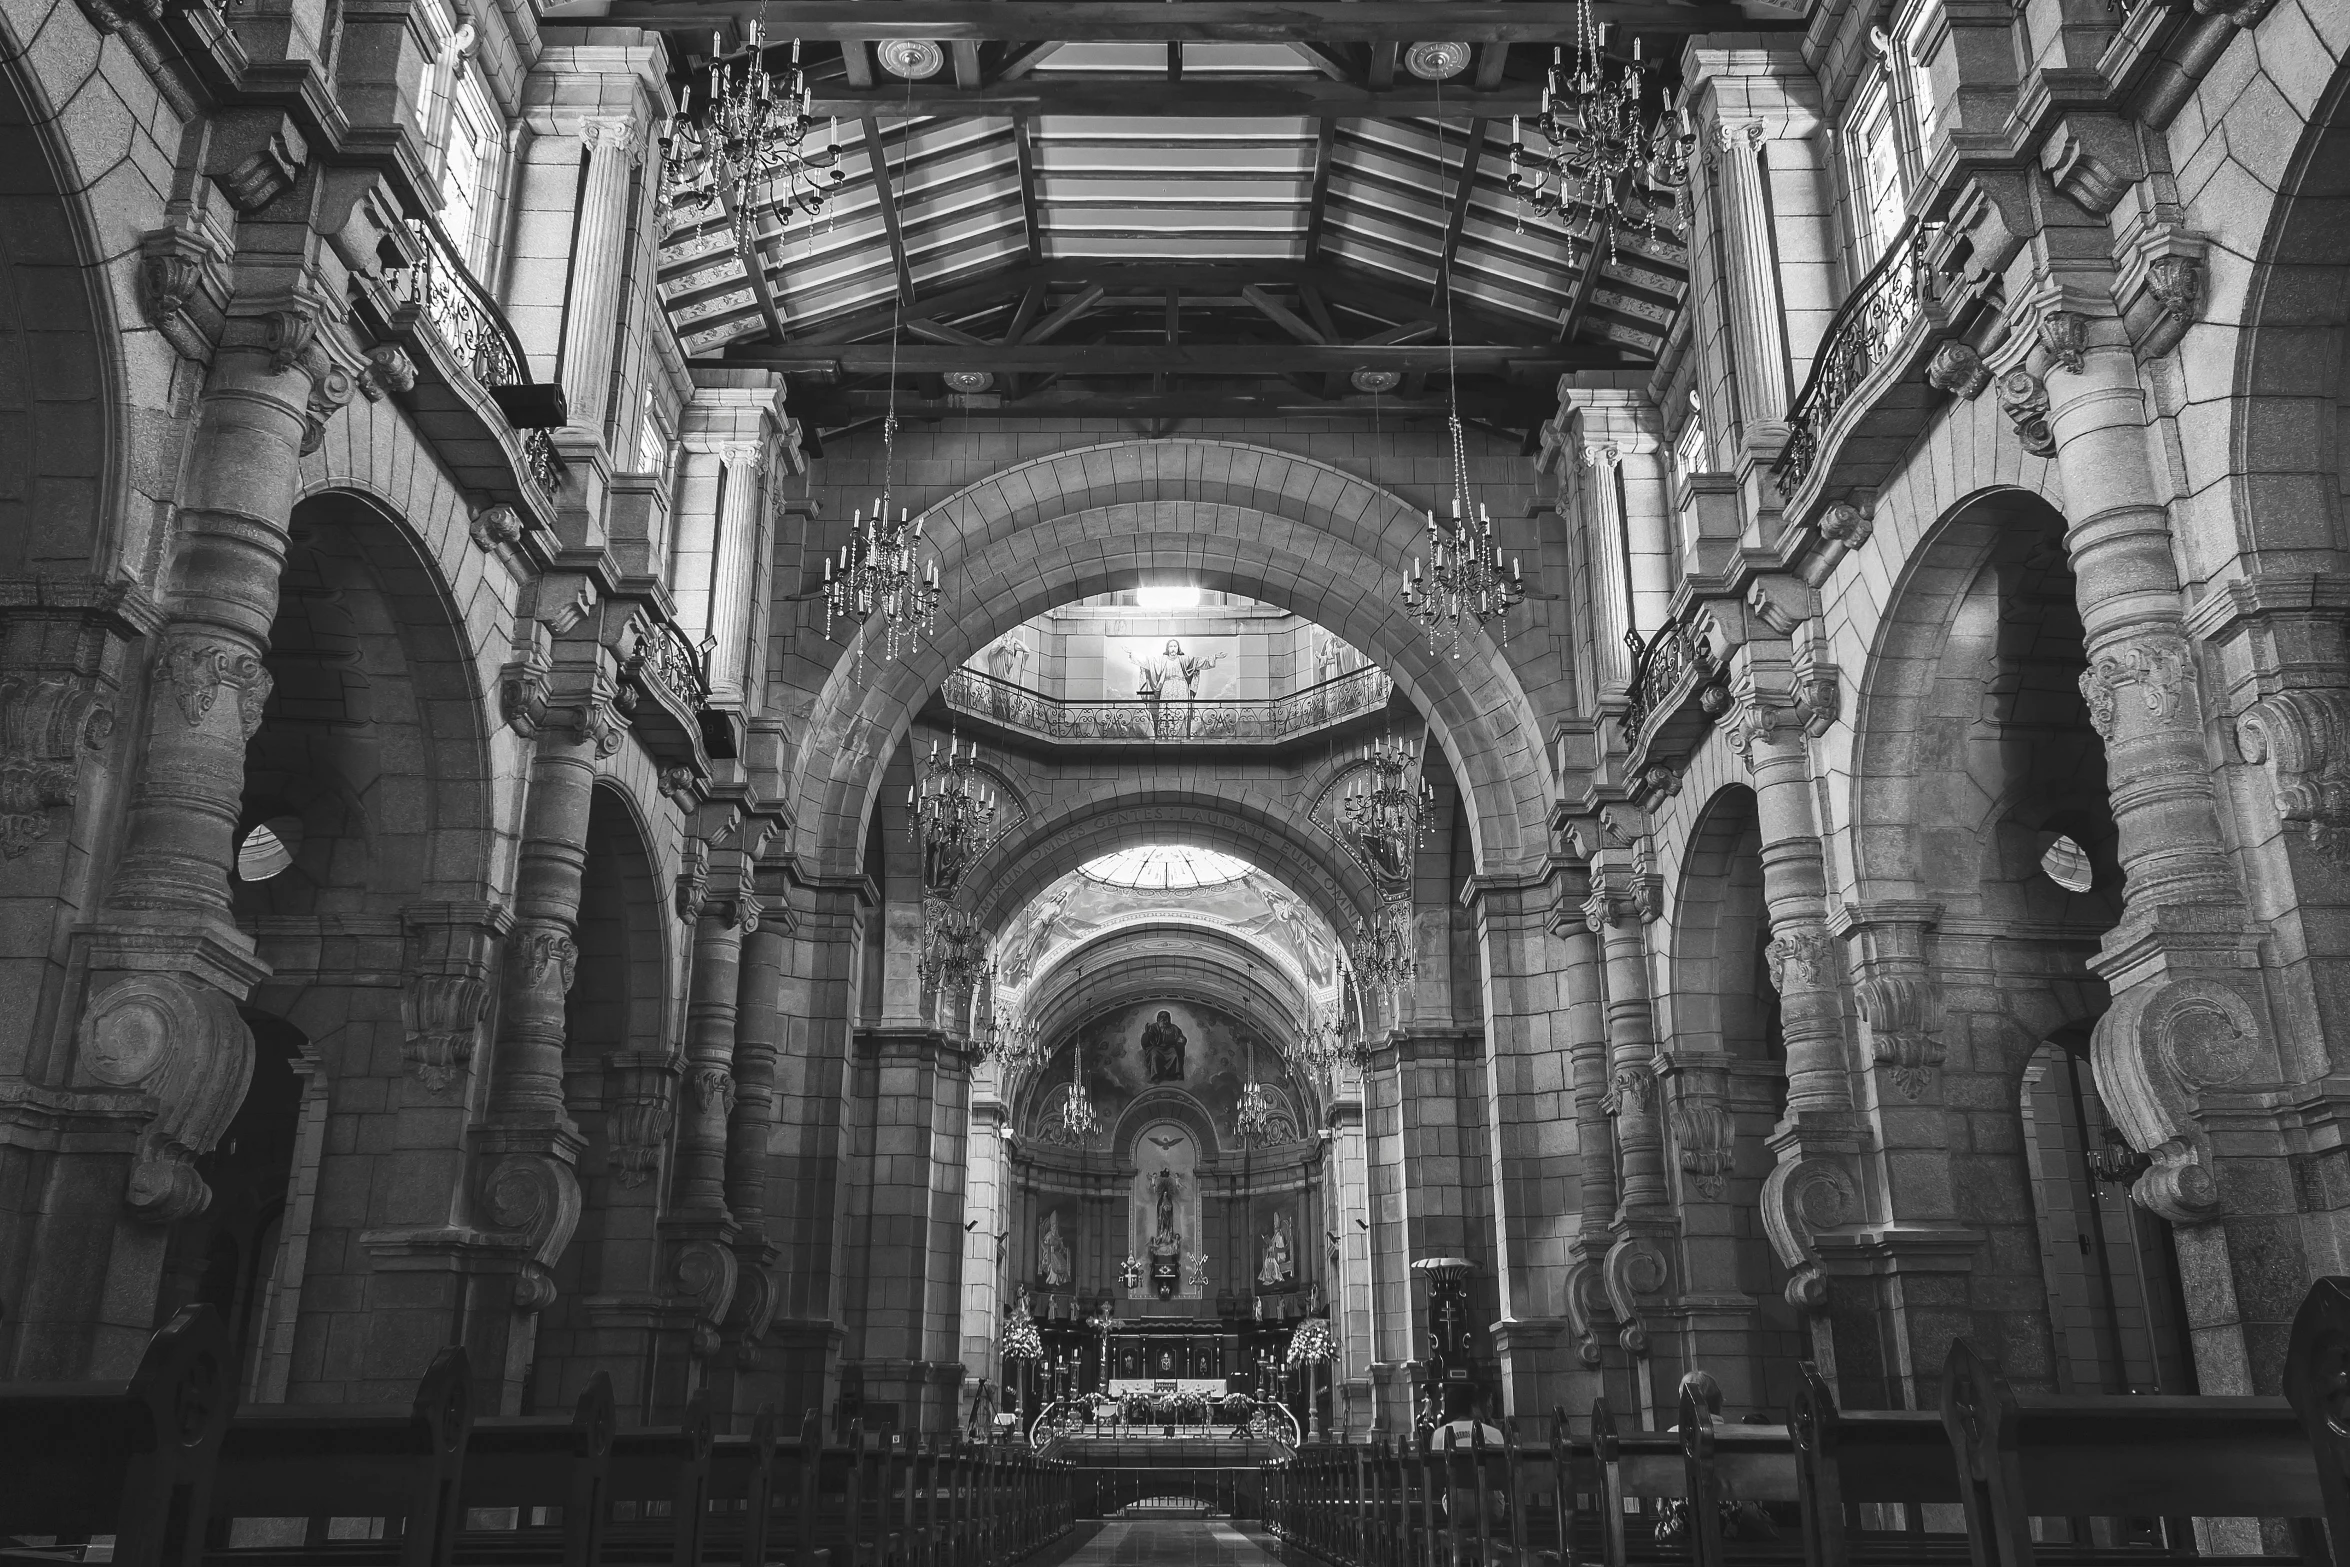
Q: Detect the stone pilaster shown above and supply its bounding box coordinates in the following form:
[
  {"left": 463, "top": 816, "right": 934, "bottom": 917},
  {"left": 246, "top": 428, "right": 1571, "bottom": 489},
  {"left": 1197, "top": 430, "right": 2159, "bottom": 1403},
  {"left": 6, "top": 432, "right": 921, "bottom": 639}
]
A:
[
  {"left": 1548, "top": 856, "right": 1621, "bottom": 1382},
  {"left": 558, "top": 116, "right": 646, "bottom": 438},
  {"left": 677, "top": 370, "right": 793, "bottom": 708}
]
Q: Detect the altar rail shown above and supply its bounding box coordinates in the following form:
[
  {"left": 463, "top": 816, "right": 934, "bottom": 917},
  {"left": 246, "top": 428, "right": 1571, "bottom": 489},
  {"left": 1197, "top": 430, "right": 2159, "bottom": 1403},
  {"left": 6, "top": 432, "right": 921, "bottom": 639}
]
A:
[
  {"left": 1267, "top": 1276, "right": 2350, "bottom": 1567},
  {"left": 0, "top": 1318, "right": 1074, "bottom": 1567}
]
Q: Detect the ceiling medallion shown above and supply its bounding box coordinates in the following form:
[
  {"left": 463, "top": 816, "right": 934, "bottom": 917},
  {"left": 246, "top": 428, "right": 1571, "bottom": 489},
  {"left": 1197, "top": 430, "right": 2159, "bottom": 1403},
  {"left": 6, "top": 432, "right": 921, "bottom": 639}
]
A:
[
  {"left": 660, "top": 27, "right": 847, "bottom": 240},
  {"left": 878, "top": 39, "right": 946, "bottom": 78},
  {"left": 1404, "top": 41, "right": 1471, "bottom": 80},
  {"left": 944, "top": 370, "right": 996, "bottom": 393},
  {"left": 1349, "top": 368, "right": 1402, "bottom": 395}
]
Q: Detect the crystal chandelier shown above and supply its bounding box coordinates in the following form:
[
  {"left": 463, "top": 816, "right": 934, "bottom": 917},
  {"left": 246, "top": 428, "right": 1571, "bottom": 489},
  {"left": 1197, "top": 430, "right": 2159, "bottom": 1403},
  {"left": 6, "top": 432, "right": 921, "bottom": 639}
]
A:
[
  {"left": 909, "top": 732, "right": 996, "bottom": 894},
  {"left": 1338, "top": 733, "right": 1438, "bottom": 889},
  {"left": 1233, "top": 1032, "right": 1286, "bottom": 1147},
  {"left": 1505, "top": 1, "right": 1695, "bottom": 252},
  {"left": 1397, "top": 412, "right": 1527, "bottom": 648},
  {"left": 661, "top": 27, "right": 847, "bottom": 239},
  {"left": 1350, "top": 899, "right": 1415, "bottom": 995},
  {"left": 981, "top": 1009, "right": 1046, "bottom": 1080},
  {"left": 918, "top": 894, "right": 986, "bottom": 1000},
  {"left": 1054, "top": 1029, "right": 1102, "bottom": 1144},
  {"left": 822, "top": 417, "right": 944, "bottom": 662},
  {"left": 1303, "top": 994, "right": 1368, "bottom": 1077}
]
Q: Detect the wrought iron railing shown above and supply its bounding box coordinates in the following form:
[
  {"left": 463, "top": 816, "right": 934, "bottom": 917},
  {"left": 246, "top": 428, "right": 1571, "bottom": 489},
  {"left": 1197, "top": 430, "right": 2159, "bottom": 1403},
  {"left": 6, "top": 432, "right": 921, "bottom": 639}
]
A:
[
  {"left": 942, "top": 664, "right": 1393, "bottom": 745},
  {"left": 1773, "top": 217, "right": 1944, "bottom": 496},
  {"left": 390, "top": 212, "right": 563, "bottom": 498},
  {"left": 1621, "top": 620, "right": 1719, "bottom": 743},
  {"left": 627, "top": 616, "right": 712, "bottom": 710}
]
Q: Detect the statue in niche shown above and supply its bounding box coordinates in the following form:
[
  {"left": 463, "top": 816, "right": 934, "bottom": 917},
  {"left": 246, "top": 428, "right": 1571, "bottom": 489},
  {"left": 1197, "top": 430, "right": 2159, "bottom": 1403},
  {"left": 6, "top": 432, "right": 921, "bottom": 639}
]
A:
[
  {"left": 1151, "top": 1167, "right": 1181, "bottom": 1242},
  {"left": 1259, "top": 1212, "right": 1295, "bottom": 1287},
  {"left": 1040, "top": 1210, "right": 1072, "bottom": 1288},
  {"left": 1141, "top": 1009, "right": 1187, "bottom": 1082}
]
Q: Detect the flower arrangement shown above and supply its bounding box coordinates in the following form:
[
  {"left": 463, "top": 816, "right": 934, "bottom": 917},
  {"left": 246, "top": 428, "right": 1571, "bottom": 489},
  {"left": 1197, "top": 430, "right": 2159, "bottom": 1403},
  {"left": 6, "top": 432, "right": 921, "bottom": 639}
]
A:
[
  {"left": 1172, "top": 1389, "right": 1210, "bottom": 1423},
  {"left": 1286, "top": 1316, "right": 1337, "bottom": 1367},
  {"left": 1000, "top": 1313, "right": 1043, "bottom": 1361}
]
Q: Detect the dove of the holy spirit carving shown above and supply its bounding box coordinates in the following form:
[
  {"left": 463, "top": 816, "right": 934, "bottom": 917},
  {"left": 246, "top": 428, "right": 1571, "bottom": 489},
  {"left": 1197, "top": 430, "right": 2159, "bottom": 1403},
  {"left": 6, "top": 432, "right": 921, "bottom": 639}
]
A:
[{"left": 1148, "top": 1134, "right": 1183, "bottom": 1152}]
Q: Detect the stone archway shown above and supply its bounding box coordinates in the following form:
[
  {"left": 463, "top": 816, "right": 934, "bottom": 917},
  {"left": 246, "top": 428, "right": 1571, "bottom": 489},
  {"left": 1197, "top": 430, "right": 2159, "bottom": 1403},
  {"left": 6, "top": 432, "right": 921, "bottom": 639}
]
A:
[{"left": 783, "top": 444, "right": 1558, "bottom": 882}]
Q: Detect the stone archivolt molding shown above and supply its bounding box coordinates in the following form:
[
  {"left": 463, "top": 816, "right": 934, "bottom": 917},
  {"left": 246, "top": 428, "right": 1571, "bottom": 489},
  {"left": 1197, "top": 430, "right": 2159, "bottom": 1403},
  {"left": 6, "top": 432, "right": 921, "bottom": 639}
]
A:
[{"left": 2235, "top": 687, "right": 2350, "bottom": 866}]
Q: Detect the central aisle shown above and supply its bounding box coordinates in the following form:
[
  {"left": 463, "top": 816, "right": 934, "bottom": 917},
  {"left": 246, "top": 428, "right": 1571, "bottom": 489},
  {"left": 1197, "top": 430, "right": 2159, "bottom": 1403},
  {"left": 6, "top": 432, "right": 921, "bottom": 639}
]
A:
[{"left": 1055, "top": 1521, "right": 1287, "bottom": 1567}]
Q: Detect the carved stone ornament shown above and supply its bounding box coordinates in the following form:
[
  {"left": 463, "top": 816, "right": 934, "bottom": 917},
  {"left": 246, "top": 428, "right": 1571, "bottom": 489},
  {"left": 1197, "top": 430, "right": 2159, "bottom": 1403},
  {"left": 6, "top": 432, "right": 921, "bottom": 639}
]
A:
[
  {"left": 692, "top": 1064, "right": 737, "bottom": 1117},
  {"left": 0, "top": 670, "right": 115, "bottom": 859},
  {"left": 1670, "top": 1091, "right": 1736, "bottom": 1200},
  {"left": 603, "top": 1053, "right": 678, "bottom": 1188},
  {"left": 1563, "top": 1258, "right": 1609, "bottom": 1367},
  {"left": 1817, "top": 501, "right": 1875, "bottom": 550},
  {"left": 1996, "top": 370, "right": 2057, "bottom": 458},
  {"left": 469, "top": 504, "right": 523, "bottom": 552},
  {"left": 500, "top": 644, "right": 552, "bottom": 736},
  {"left": 575, "top": 686, "right": 628, "bottom": 759},
  {"left": 1603, "top": 1064, "right": 1657, "bottom": 1117},
  {"left": 76, "top": 973, "right": 256, "bottom": 1224},
  {"left": 2038, "top": 310, "right": 2089, "bottom": 374},
  {"left": 1759, "top": 1153, "right": 1859, "bottom": 1309},
  {"left": 137, "top": 216, "right": 231, "bottom": 362},
  {"left": 1765, "top": 927, "right": 1833, "bottom": 994},
  {"left": 1855, "top": 972, "right": 1944, "bottom": 1098},
  {"left": 670, "top": 1236, "right": 740, "bottom": 1340},
  {"left": 217, "top": 118, "right": 311, "bottom": 212},
  {"left": 477, "top": 1150, "right": 584, "bottom": 1312},
  {"left": 2078, "top": 635, "right": 2191, "bottom": 741},
  {"left": 361, "top": 345, "right": 417, "bottom": 400},
  {"left": 675, "top": 835, "right": 711, "bottom": 921},
  {"left": 1640, "top": 765, "right": 1683, "bottom": 799},
  {"left": 401, "top": 973, "right": 490, "bottom": 1092},
  {"left": 658, "top": 766, "right": 699, "bottom": 804},
  {"left": 2192, "top": 0, "right": 2278, "bottom": 28},
  {"left": 517, "top": 922, "right": 581, "bottom": 994},
  {"left": 2236, "top": 688, "right": 2350, "bottom": 866},
  {"left": 2091, "top": 975, "right": 2268, "bottom": 1224},
  {"left": 2147, "top": 256, "right": 2202, "bottom": 331},
  {"left": 301, "top": 363, "right": 359, "bottom": 456},
  {"left": 1925, "top": 340, "right": 1992, "bottom": 400},
  {"left": 152, "top": 640, "right": 273, "bottom": 738}
]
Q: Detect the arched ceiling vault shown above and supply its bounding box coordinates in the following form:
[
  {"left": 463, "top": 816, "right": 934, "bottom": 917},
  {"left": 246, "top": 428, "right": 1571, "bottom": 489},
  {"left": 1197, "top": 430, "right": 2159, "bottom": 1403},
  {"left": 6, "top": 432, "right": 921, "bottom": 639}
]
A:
[{"left": 1025, "top": 923, "right": 1311, "bottom": 1046}]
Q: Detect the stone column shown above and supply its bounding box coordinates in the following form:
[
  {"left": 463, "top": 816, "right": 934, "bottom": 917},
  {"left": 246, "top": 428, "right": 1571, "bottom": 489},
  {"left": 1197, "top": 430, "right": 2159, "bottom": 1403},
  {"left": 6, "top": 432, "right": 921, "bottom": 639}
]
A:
[
  {"left": 1550, "top": 858, "right": 1621, "bottom": 1381},
  {"left": 959, "top": 1087, "right": 1011, "bottom": 1421},
  {"left": 678, "top": 371, "right": 792, "bottom": 710},
  {"left": 1581, "top": 822, "right": 1676, "bottom": 1424},
  {"left": 1710, "top": 119, "right": 1791, "bottom": 434},
  {"left": 1325, "top": 1088, "right": 1377, "bottom": 1437},
  {"left": 2019, "top": 324, "right": 2298, "bottom": 1393},
  {"left": 558, "top": 116, "right": 646, "bottom": 438},
  {"left": 1723, "top": 620, "right": 1862, "bottom": 1358},
  {"left": 21, "top": 250, "right": 352, "bottom": 1379},
  {"left": 709, "top": 848, "right": 793, "bottom": 1418}
]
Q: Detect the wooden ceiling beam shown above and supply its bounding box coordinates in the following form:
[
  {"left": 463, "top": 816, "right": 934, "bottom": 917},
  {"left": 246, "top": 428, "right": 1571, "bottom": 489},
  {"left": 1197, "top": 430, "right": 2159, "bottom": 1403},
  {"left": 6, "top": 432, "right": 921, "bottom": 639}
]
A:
[
  {"left": 557, "top": 4, "right": 1797, "bottom": 43},
  {"left": 1241, "top": 284, "right": 1327, "bottom": 345},
  {"left": 839, "top": 38, "right": 873, "bottom": 86},
  {"left": 996, "top": 39, "right": 1064, "bottom": 77},
  {"left": 724, "top": 341, "right": 1605, "bottom": 373},
  {"left": 806, "top": 78, "right": 1541, "bottom": 116},
  {"left": 712, "top": 185, "right": 787, "bottom": 341},
  {"left": 860, "top": 118, "right": 917, "bottom": 305},
  {"left": 1431, "top": 119, "right": 1489, "bottom": 306},
  {"left": 1301, "top": 117, "right": 1337, "bottom": 264},
  {"left": 1473, "top": 41, "right": 1511, "bottom": 89},
  {"left": 1559, "top": 222, "right": 1611, "bottom": 343},
  {"left": 841, "top": 388, "right": 1555, "bottom": 422},
  {"left": 1287, "top": 41, "right": 1356, "bottom": 81},
  {"left": 1025, "top": 282, "right": 1109, "bottom": 343},
  {"left": 1011, "top": 112, "right": 1043, "bottom": 262},
  {"left": 952, "top": 39, "right": 983, "bottom": 88},
  {"left": 1367, "top": 38, "right": 1396, "bottom": 87}
]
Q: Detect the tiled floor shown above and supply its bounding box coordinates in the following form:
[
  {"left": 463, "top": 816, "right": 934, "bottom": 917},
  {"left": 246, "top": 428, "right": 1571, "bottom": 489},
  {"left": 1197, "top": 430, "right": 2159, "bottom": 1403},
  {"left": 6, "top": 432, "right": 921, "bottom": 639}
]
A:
[{"left": 1057, "top": 1521, "right": 1286, "bottom": 1567}]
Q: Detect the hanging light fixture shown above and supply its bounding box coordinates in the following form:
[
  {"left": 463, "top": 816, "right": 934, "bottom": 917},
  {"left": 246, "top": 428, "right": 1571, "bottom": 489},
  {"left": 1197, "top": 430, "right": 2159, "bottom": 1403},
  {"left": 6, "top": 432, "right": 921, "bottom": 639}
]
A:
[
  {"left": 822, "top": 421, "right": 944, "bottom": 662},
  {"left": 1233, "top": 1031, "right": 1286, "bottom": 1147},
  {"left": 1349, "top": 901, "right": 1415, "bottom": 996},
  {"left": 917, "top": 894, "right": 987, "bottom": 1001},
  {"left": 660, "top": 27, "right": 848, "bottom": 239},
  {"left": 1338, "top": 733, "right": 1439, "bottom": 888},
  {"left": 1505, "top": 0, "right": 1695, "bottom": 252},
  {"left": 1053, "top": 1028, "right": 1102, "bottom": 1145},
  {"left": 909, "top": 732, "right": 996, "bottom": 894}
]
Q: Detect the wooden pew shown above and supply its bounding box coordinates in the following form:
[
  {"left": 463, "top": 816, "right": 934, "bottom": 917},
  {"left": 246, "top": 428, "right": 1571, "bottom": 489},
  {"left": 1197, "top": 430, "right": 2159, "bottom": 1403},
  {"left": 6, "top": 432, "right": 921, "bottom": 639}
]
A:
[
  {"left": 451, "top": 1372, "right": 615, "bottom": 1567},
  {"left": 1940, "top": 1336, "right": 2323, "bottom": 1567},
  {"left": 0, "top": 1305, "right": 235, "bottom": 1567},
  {"left": 1788, "top": 1363, "right": 1959, "bottom": 1567},
  {"left": 705, "top": 1405, "right": 776, "bottom": 1567},
  {"left": 2285, "top": 1274, "right": 2350, "bottom": 1548},
  {"left": 601, "top": 1389, "right": 712, "bottom": 1567},
  {"left": 1676, "top": 1376, "right": 1799, "bottom": 1567},
  {"left": 203, "top": 1344, "right": 472, "bottom": 1566},
  {"left": 775, "top": 1413, "right": 832, "bottom": 1567}
]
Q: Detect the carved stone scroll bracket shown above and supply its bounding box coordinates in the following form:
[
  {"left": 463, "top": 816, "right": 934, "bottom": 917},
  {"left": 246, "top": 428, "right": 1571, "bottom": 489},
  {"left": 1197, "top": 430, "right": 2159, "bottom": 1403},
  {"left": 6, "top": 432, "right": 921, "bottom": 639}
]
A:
[
  {"left": 1601, "top": 1235, "right": 1671, "bottom": 1356},
  {"left": 1996, "top": 370, "right": 2057, "bottom": 458},
  {"left": 74, "top": 973, "right": 256, "bottom": 1224},
  {"left": 475, "top": 1137, "right": 585, "bottom": 1313},
  {"left": 0, "top": 669, "right": 118, "bottom": 859},
  {"left": 1669, "top": 1084, "right": 1736, "bottom": 1201},
  {"left": 1856, "top": 973, "right": 1944, "bottom": 1099},
  {"left": 1925, "top": 340, "right": 1992, "bottom": 399},
  {"left": 2090, "top": 975, "right": 2270, "bottom": 1224},
  {"left": 500, "top": 639, "right": 553, "bottom": 737},
  {"left": 468, "top": 504, "right": 522, "bottom": 553},
  {"left": 1759, "top": 1153, "right": 1860, "bottom": 1310},
  {"left": 2115, "top": 219, "right": 2208, "bottom": 364},
  {"left": 2236, "top": 687, "right": 2350, "bottom": 866},
  {"left": 668, "top": 1234, "right": 742, "bottom": 1358},
  {"left": 204, "top": 109, "right": 311, "bottom": 213},
  {"left": 1562, "top": 1256, "right": 1612, "bottom": 1368}
]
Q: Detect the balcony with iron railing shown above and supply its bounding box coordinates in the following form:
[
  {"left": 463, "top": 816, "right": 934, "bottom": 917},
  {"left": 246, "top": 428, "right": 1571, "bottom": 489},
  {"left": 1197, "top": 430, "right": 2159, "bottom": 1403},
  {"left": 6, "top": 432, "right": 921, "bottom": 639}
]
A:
[
  {"left": 1618, "top": 619, "right": 1727, "bottom": 771},
  {"left": 358, "top": 202, "right": 570, "bottom": 532},
  {"left": 939, "top": 664, "right": 1396, "bottom": 749}
]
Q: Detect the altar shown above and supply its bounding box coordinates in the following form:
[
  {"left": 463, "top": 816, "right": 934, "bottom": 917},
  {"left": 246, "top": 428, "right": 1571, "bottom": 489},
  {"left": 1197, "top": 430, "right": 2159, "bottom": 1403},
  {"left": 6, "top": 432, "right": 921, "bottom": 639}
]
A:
[{"left": 1108, "top": 1378, "right": 1226, "bottom": 1396}]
